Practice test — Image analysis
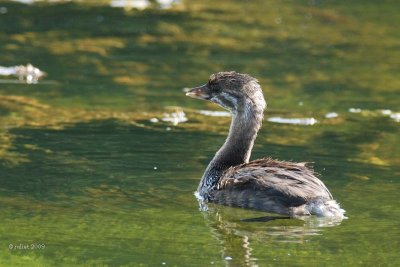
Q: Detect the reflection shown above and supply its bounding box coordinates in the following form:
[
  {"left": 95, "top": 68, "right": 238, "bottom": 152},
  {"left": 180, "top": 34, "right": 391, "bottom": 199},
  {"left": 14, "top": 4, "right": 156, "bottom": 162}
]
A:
[
  {"left": 0, "top": 131, "right": 30, "bottom": 166},
  {"left": 202, "top": 208, "right": 259, "bottom": 266},
  {"left": 0, "top": 94, "right": 189, "bottom": 166},
  {"left": 201, "top": 204, "right": 344, "bottom": 266}
]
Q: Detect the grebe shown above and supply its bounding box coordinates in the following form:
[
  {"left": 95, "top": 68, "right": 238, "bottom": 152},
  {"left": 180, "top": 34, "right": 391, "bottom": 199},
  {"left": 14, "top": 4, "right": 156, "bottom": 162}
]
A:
[{"left": 186, "top": 71, "right": 345, "bottom": 218}]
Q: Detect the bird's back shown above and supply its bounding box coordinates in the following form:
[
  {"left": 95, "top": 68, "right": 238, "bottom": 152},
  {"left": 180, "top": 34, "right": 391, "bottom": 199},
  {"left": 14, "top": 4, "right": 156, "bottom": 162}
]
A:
[{"left": 210, "top": 158, "right": 340, "bottom": 216}]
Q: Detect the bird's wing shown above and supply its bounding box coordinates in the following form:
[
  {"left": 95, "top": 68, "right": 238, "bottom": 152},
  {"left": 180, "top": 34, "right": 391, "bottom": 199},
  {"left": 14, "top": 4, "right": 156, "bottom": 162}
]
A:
[{"left": 217, "top": 158, "right": 333, "bottom": 203}]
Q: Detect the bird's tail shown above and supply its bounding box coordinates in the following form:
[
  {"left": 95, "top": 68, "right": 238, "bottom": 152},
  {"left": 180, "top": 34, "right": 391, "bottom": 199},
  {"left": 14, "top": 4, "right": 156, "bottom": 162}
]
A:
[{"left": 308, "top": 199, "right": 346, "bottom": 219}]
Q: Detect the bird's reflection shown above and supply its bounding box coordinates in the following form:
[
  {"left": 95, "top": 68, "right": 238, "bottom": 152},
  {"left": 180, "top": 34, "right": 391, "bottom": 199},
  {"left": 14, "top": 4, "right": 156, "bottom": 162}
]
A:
[{"left": 200, "top": 203, "right": 345, "bottom": 266}]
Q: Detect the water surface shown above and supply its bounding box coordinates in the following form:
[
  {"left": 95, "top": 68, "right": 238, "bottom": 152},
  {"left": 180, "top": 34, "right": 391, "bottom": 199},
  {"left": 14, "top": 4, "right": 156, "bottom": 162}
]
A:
[{"left": 0, "top": 0, "right": 399, "bottom": 266}]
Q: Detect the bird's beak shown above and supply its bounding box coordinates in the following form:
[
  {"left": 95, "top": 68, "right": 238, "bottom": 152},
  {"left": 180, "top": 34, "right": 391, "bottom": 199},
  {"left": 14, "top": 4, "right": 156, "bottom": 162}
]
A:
[{"left": 185, "top": 84, "right": 210, "bottom": 100}]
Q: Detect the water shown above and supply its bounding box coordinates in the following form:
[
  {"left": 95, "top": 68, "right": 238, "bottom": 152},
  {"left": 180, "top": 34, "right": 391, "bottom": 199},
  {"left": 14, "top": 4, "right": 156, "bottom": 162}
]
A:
[
  {"left": 0, "top": 0, "right": 399, "bottom": 266},
  {"left": 0, "top": 63, "right": 46, "bottom": 83}
]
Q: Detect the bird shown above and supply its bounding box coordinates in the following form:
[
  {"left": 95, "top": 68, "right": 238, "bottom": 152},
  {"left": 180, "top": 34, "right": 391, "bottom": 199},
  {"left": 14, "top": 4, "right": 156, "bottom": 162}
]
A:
[{"left": 185, "top": 71, "right": 345, "bottom": 218}]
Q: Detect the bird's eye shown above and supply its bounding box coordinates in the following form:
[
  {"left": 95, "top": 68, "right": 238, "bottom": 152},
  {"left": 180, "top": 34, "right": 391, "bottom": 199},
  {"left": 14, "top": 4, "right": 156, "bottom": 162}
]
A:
[
  {"left": 207, "top": 79, "right": 221, "bottom": 94},
  {"left": 208, "top": 80, "right": 218, "bottom": 90}
]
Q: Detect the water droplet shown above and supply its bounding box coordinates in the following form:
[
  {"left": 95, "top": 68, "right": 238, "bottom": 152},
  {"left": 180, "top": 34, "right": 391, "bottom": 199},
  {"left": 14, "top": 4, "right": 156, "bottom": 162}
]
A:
[
  {"left": 153, "top": 166, "right": 158, "bottom": 170},
  {"left": 224, "top": 256, "right": 232, "bottom": 260}
]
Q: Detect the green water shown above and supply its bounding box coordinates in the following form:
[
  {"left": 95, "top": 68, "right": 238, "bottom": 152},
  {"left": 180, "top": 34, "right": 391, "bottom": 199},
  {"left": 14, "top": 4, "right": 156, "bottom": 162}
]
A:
[{"left": 0, "top": 0, "right": 399, "bottom": 266}]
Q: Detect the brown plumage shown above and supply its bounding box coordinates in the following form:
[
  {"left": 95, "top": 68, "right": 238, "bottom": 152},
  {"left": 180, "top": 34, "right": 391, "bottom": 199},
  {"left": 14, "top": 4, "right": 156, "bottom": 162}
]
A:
[
  {"left": 213, "top": 158, "right": 333, "bottom": 216},
  {"left": 186, "top": 71, "right": 345, "bottom": 218}
]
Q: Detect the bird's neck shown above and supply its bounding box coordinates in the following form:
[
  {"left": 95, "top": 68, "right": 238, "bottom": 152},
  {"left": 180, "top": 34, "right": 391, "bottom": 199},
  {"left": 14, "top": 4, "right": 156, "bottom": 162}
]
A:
[{"left": 197, "top": 103, "right": 264, "bottom": 199}]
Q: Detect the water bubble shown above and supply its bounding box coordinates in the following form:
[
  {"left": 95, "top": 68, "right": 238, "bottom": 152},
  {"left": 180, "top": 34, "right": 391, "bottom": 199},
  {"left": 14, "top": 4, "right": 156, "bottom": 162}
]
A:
[
  {"left": 149, "top": 118, "right": 159, "bottom": 123},
  {"left": 153, "top": 166, "right": 158, "bottom": 170},
  {"left": 275, "top": 17, "right": 282, "bottom": 24},
  {"left": 224, "top": 256, "right": 232, "bottom": 260}
]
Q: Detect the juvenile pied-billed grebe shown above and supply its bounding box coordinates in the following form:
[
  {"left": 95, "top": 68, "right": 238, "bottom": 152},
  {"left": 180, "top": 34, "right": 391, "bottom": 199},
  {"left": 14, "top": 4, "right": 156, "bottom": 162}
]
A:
[{"left": 186, "top": 71, "right": 345, "bottom": 218}]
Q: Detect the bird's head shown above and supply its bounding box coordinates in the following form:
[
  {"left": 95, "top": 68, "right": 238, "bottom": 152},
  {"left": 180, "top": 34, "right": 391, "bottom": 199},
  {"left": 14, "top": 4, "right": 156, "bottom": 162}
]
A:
[{"left": 186, "top": 71, "right": 266, "bottom": 113}]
